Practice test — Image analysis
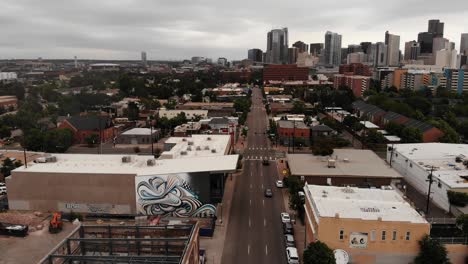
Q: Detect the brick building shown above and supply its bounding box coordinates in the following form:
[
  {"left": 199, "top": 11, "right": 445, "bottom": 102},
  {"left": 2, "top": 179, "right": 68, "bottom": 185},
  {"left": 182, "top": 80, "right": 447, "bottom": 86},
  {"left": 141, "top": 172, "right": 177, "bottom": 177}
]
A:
[
  {"left": 263, "top": 64, "right": 309, "bottom": 82},
  {"left": 339, "top": 63, "right": 372, "bottom": 76},
  {"left": 58, "top": 116, "right": 115, "bottom": 144},
  {"left": 0, "top": 96, "right": 18, "bottom": 111},
  {"left": 333, "top": 74, "right": 370, "bottom": 97},
  {"left": 277, "top": 120, "right": 311, "bottom": 146}
]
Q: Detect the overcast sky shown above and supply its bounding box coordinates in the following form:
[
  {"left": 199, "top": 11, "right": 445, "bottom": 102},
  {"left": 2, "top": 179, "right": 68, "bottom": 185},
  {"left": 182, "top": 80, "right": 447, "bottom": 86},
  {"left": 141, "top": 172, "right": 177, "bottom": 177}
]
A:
[{"left": 1, "top": 0, "right": 467, "bottom": 61}]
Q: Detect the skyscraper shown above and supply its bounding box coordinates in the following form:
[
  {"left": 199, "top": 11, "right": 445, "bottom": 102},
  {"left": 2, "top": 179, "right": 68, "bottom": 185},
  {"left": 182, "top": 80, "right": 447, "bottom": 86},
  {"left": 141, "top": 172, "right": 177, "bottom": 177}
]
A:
[
  {"left": 292, "top": 41, "right": 308, "bottom": 53},
  {"left": 347, "top": 44, "right": 362, "bottom": 54},
  {"left": 375, "top": 42, "right": 388, "bottom": 67},
  {"left": 309, "top": 43, "right": 323, "bottom": 56},
  {"left": 288, "top": 47, "right": 299, "bottom": 64},
  {"left": 248, "top": 49, "right": 263, "bottom": 62},
  {"left": 360, "top": 42, "right": 372, "bottom": 55},
  {"left": 404, "top": 41, "right": 421, "bottom": 60},
  {"left": 141, "top": 51, "right": 147, "bottom": 67},
  {"left": 460, "top": 33, "right": 468, "bottom": 55},
  {"left": 324, "top": 31, "right": 342, "bottom": 66},
  {"left": 417, "top": 32, "right": 434, "bottom": 54},
  {"left": 266, "top": 28, "right": 289, "bottom": 64},
  {"left": 385, "top": 31, "right": 400, "bottom": 66},
  {"left": 428, "top": 19, "right": 444, "bottom": 38}
]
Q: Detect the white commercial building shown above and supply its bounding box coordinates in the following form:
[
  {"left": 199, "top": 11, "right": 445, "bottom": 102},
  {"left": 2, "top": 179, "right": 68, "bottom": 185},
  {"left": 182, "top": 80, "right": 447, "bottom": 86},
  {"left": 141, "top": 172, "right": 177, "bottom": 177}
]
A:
[
  {"left": 436, "top": 48, "right": 458, "bottom": 69},
  {"left": 387, "top": 143, "right": 468, "bottom": 212},
  {"left": 0, "top": 72, "right": 18, "bottom": 81},
  {"left": 158, "top": 109, "right": 208, "bottom": 120}
]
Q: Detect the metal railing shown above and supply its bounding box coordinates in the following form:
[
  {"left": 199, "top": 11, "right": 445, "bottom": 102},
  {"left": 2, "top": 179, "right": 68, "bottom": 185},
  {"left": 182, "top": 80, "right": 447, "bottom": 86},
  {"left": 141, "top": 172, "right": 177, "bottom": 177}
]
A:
[
  {"left": 431, "top": 236, "right": 468, "bottom": 245},
  {"left": 426, "top": 217, "right": 457, "bottom": 225}
]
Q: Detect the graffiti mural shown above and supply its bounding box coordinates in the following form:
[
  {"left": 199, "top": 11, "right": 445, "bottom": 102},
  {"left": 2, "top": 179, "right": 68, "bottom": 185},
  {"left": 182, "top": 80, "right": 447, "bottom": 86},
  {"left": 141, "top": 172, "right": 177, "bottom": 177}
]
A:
[{"left": 136, "top": 174, "right": 216, "bottom": 218}]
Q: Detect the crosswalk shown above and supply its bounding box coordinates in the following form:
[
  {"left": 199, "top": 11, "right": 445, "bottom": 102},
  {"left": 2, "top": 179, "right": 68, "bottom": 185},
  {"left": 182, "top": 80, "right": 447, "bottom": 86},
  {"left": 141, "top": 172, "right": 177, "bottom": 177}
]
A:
[
  {"left": 246, "top": 147, "right": 272, "bottom": 151},
  {"left": 244, "top": 156, "right": 278, "bottom": 161}
]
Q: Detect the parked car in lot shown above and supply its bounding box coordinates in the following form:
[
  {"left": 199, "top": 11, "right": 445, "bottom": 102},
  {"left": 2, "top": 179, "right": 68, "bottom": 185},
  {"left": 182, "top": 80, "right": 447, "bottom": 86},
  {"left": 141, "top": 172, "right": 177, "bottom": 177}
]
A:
[
  {"left": 286, "top": 247, "right": 299, "bottom": 264},
  {"left": 284, "top": 234, "right": 295, "bottom": 247},
  {"left": 283, "top": 222, "right": 294, "bottom": 234},
  {"left": 264, "top": 188, "right": 273, "bottom": 198},
  {"left": 280, "top": 212, "right": 291, "bottom": 223},
  {"left": 275, "top": 180, "right": 284, "bottom": 188}
]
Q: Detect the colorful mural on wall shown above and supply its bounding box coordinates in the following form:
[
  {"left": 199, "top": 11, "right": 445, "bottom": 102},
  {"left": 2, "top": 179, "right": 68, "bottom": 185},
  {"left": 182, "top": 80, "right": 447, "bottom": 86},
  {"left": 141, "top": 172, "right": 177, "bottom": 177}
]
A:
[{"left": 136, "top": 174, "right": 216, "bottom": 218}]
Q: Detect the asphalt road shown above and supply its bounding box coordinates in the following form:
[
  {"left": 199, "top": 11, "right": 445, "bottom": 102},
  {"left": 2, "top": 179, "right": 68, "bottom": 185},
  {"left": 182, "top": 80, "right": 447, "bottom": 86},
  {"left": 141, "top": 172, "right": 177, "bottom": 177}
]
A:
[{"left": 222, "top": 87, "right": 288, "bottom": 264}]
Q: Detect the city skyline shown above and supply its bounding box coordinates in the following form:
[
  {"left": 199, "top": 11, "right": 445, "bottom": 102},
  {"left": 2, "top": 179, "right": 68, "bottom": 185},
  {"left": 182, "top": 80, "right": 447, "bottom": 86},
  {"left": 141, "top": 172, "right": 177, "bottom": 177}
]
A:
[{"left": 0, "top": 0, "right": 467, "bottom": 61}]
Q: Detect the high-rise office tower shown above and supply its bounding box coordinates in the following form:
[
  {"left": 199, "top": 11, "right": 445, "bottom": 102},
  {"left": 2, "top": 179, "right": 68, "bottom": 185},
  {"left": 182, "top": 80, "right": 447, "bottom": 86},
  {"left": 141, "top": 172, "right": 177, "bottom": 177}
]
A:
[
  {"left": 288, "top": 47, "right": 299, "bottom": 64},
  {"left": 309, "top": 43, "right": 323, "bottom": 56},
  {"left": 74, "top": 56, "right": 78, "bottom": 68},
  {"left": 385, "top": 31, "right": 400, "bottom": 66},
  {"left": 217, "top": 57, "right": 228, "bottom": 66},
  {"left": 375, "top": 42, "right": 388, "bottom": 67},
  {"left": 417, "top": 32, "right": 434, "bottom": 54},
  {"left": 341, "top": 48, "right": 348, "bottom": 64},
  {"left": 360, "top": 42, "right": 372, "bottom": 55},
  {"left": 460, "top": 33, "right": 468, "bottom": 55},
  {"left": 404, "top": 41, "right": 421, "bottom": 60},
  {"left": 248, "top": 48, "right": 263, "bottom": 62},
  {"left": 347, "top": 44, "right": 362, "bottom": 54},
  {"left": 292, "top": 41, "right": 309, "bottom": 53},
  {"left": 141, "top": 51, "right": 147, "bottom": 67},
  {"left": 266, "top": 28, "right": 289, "bottom": 64},
  {"left": 428, "top": 19, "right": 444, "bottom": 38},
  {"left": 324, "top": 31, "right": 342, "bottom": 66}
]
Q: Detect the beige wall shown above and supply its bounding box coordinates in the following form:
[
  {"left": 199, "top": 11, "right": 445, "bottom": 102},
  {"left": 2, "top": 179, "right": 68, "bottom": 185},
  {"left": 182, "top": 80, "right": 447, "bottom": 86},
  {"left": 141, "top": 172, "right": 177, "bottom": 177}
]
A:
[
  {"left": 305, "top": 200, "right": 430, "bottom": 264},
  {"left": 6, "top": 171, "right": 136, "bottom": 214},
  {"left": 446, "top": 244, "right": 468, "bottom": 264}
]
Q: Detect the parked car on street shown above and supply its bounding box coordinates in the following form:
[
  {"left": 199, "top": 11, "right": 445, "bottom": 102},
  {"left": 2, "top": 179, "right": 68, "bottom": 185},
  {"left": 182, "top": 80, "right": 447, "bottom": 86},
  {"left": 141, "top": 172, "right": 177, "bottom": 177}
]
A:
[
  {"left": 281, "top": 212, "right": 291, "bottom": 223},
  {"left": 286, "top": 247, "right": 299, "bottom": 264},
  {"left": 284, "top": 234, "right": 295, "bottom": 247},
  {"left": 283, "top": 222, "right": 293, "bottom": 234},
  {"left": 276, "top": 180, "right": 284, "bottom": 188},
  {"left": 264, "top": 188, "right": 273, "bottom": 198}
]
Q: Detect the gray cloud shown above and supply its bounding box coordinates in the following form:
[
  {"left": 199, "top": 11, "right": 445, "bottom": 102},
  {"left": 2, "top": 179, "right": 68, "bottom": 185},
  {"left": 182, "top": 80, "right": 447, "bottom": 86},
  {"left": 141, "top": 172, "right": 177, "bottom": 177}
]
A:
[{"left": 0, "top": 0, "right": 467, "bottom": 60}]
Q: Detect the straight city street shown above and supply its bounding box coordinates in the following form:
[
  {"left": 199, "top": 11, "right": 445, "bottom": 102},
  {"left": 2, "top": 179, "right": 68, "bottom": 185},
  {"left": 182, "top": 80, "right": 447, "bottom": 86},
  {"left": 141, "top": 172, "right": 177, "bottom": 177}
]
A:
[{"left": 222, "top": 87, "right": 288, "bottom": 264}]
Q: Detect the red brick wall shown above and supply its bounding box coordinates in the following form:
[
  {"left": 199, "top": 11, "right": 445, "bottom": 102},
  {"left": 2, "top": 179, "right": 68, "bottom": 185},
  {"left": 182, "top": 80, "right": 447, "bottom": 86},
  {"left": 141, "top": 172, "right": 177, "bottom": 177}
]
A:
[
  {"left": 278, "top": 127, "right": 310, "bottom": 139},
  {"left": 58, "top": 120, "right": 115, "bottom": 144},
  {"left": 264, "top": 64, "right": 308, "bottom": 81},
  {"left": 423, "top": 128, "right": 444, "bottom": 142}
]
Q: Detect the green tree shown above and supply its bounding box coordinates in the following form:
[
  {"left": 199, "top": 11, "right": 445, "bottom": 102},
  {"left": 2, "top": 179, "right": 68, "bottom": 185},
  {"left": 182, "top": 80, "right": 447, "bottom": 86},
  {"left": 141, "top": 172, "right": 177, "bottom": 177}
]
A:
[
  {"left": 23, "top": 129, "right": 45, "bottom": 151},
  {"left": 456, "top": 214, "right": 468, "bottom": 237},
  {"left": 401, "top": 127, "right": 423, "bottom": 143},
  {"left": 364, "top": 129, "right": 387, "bottom": 144},
  {"left": 118, "top": 74, "right": 132, "bottom": 96},
  {"left": 414, "top": 235, "right": 450, "bottom": 264},
  {"left": 303, "top": 241, "right": 336, "bottom": 264},
  {"left": 127, "top": 102, "right": 140, "bottom": 121},
  {"left": 0, "top": 126, "right": 11, "bottom": 138},
  {"left": 85, "top": 134, "right": 99, "bottom": 147},
  {"left": 291, "top": 101, "right": 306, "bottom": 114}
]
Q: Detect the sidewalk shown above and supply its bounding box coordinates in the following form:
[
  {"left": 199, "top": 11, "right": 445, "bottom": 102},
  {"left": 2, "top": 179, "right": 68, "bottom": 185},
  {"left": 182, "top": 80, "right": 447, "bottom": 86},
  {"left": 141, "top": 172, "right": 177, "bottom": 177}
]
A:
[{"left": 200, "top": 131, "right": 246, "bottom": 264}]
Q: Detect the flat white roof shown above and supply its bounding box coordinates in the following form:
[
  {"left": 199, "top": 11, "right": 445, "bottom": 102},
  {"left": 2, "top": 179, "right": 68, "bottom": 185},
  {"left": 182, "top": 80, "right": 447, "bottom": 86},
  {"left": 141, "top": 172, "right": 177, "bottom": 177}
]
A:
[
  {"left": 384, "top": 135, "right": 401, "bottom": 142},
  {"left": 14, "top": 153, "right": 238, "bottom": 176},
  {"left": 121, "top": 128, "right": 156, "bottom": 136},
  {"left": 391, "top": 143, "right": 468, "bottom": 188},
  {"left": 360, "top": 121, "right": 379, "bottom": 129},
  {"left": 161, "top": 135, "right": 230, "bottom": 159},
  {"left": 305, "top": 185, "right": 428, "bottom": 224},
  {"left": 287, "top": 149, "right": 402, "bottom": 179}
]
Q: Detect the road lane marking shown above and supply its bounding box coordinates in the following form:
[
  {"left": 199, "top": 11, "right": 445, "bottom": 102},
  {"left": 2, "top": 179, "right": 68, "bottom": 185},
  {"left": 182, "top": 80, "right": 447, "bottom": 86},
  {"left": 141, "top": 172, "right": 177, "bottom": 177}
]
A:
[
  {"left": 264, "top": 218, "right": 266, "bottom": 227},
  {"left": 248, "top": 244, "right": 250, "bottom": 255},
  {"left": 250, "top": 199, "right": 252, "bottom": 206},
  {"left": 249, "top": 218, "right": 251, "bottom": 228},
  {"left": 262, "top": 199, "right": 264, "bottom": 207},
  {"left": 261, "top": 184, "right": 264, "bottom": 189},
  {"left": 265, "top": 245, "right": 268, "bottom": 255},
  {"left": 250, "top": 184, "right": 252, "bottom": 189}
]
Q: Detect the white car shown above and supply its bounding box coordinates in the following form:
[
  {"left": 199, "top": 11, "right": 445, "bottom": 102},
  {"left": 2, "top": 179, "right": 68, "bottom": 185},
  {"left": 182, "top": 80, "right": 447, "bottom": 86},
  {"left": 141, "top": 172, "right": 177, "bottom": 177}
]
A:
[
  {"left": 286, "top": 247, "right": 299, "bottom": 264},
  {"left": 275, "top": 180, "right": 284, "bottom": 188},
  {"left": 281, "top": 212, "right": 291, "bottom": 223}
]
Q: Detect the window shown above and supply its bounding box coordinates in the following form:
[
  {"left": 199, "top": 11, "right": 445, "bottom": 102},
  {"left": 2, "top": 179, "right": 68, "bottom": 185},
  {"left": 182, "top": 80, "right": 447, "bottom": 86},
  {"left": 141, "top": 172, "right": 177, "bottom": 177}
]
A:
[
  {"left": 381, "top": 230, "right": 386, "bottom": 241},
  {"left": 370, "top": 230, "right": 376, "bottom": 241},
  {"left": 405, "top": 231, "right": 411, "bottom": 241},
  {"left": 392, "top": 230, "right": 397, "bottom": 241},
  {"left": 339, "top": 229, "right": 344, "bottom": 240}
]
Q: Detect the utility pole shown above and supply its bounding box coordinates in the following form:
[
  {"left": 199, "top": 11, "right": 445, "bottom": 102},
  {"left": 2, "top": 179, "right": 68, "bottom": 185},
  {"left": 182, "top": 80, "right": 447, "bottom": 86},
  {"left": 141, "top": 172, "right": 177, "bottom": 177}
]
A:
[
  {"left": 292, "top": 120, "right": 296, "bottom": 154},
  {"left": 389, "top": 144, "right": 395, "bottom": 167},
  {"left": 426, "top": 166, "right": 435, "bottom": 215}
]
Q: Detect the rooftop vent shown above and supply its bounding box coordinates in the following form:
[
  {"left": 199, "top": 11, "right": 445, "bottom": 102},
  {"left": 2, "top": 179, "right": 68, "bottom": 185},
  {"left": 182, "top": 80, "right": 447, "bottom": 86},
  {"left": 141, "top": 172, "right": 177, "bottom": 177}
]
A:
[
  {"left": 182, "top": 138, "right": 187, "bottom": 141},
  {"left": 122, "top": 156, "right": 131, "bottom": 163},
  {"left": 343, "top": 158, "right": 349, "bottom": 163},
  {"left": 180, "top": 151, "right": 188, "bottom": 155},
  {"left": 187, "top": 147, "right": 192, "bottom": 151},
  {"left": 147, "top": 159, "right": 156, "bottom": 166},
  {"left": 188, "top": 141, "right": 194, "bottom": 146},
  {"left": 327, "top": 159, "right": 336, "bottom": 168},
  {"left": 342, "top": 186, "right": 355, "bottom": 193},
  {"left": 196, "top": 146, "right": 201, "bottom": 151},
  {"left": 207, "top": 137, "right": 212, "bottom": 141},
  {"left": 211, "top": 149, "right": 217, "bottom": 153},
  {"left": 204, "top": 146, "right": 210, "bottom": 150}
]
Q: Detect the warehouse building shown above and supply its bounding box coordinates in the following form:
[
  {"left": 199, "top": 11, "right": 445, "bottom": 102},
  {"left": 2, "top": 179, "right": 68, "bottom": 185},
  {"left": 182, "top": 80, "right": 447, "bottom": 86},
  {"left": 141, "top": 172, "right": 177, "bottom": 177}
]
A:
[
  {"left": 287, "top": 149, "right": 402, "bottom": 187},
  {"left": 6, "top": 135, "right": 238, "bottom": 217}
]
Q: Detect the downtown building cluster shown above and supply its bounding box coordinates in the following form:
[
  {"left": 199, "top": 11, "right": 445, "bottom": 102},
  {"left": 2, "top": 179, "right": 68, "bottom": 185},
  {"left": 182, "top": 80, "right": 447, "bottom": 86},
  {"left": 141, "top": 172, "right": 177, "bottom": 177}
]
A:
[{"left": 246, "top": 19, "right": 468, "bottom": 96}]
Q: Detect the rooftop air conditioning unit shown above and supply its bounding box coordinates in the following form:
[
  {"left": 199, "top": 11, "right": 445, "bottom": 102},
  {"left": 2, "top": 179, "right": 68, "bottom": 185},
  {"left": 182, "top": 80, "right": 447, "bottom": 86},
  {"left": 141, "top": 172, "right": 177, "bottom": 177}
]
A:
[
  {"left": 188, "top": 141, "right": 194, "bottom": 146},
  {"left": 180, "top": 151, "right": 188, "bottom": 155},
  {"left": 122, "top": 156, "right": 131, "bottom": 163},
  {"left": 45, "top": 156, "right": 57, "bottom": 162},
  {"left": 182, "top": 138, "right": 187, "bottom": 141},
  {"left": 35, "top": 157, "right": 47, "bottom": 163},
  {"left": 204, "top": 146, "right": 210, "bottom": 150},
  {"left": 187, "top": 147, "right": 192, "bottom": 151},
  {"left": 196, "top": 146, "right": 201, "bottom": 151},
  {"left": 327, "top": 159, "right": 336, "bottom": 168},
  {"left": 147, "top": 159, "right": 156, "bottom": 166},
  {"left": 207, "top": 137, "right": 212, "bottom": 141},
  {"left": 343, "top": 158, "right": 349, "bottom": 163},
  {"left": 211, "top": 149, "right": 216, "bottom": 153}
]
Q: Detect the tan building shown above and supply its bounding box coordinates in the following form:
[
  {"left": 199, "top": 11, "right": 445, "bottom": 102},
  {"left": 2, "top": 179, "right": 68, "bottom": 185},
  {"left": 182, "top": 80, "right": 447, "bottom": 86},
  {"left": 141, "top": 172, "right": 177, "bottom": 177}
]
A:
[
  {"left": 0, "top": 95, "right": 18, "bottom": 111},
  {"left": 304, "top": 185, "right": 430, "bottom": 264},
  {"left": 287, "top": 149, "right": 402, "bottom": 188}
]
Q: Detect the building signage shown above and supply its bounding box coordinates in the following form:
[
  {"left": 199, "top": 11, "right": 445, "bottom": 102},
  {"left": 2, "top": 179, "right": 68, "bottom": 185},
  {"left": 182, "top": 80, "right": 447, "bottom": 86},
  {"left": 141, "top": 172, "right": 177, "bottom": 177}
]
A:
[{"left": 349, "top": 232, "right": 368, "bottom": 249}]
